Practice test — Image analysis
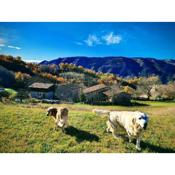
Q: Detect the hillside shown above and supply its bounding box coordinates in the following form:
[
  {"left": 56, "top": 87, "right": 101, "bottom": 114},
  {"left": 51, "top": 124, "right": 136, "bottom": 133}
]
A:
[
  {"left": 40, "top": 56, "right": 175, "bottom": 82},
  {"left": 0, "top": 55, "right": 109, "bottom": 89},
  {"left": 0, "top": 55, "right": 66, "bottom": 88}
]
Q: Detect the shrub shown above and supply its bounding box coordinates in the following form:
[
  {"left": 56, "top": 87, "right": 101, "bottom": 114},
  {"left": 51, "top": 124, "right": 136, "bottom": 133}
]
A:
[
  {"left": 15, "top": 90, "right": 30, "bottom": 103},
  {"left": 0, "top": 90, "right": 10, "bottom": 102},
  {"left": 72, "top": 95, "right": 80, "bottom": 103},
  {"left": 79, "top": 93, "right": 86, "bottom": 103}
]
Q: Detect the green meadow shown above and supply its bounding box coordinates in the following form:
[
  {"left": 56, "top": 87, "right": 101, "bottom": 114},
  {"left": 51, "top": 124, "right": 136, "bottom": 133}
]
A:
[{"left": 0, "top": 101, "right": 175, "bottom": 153}]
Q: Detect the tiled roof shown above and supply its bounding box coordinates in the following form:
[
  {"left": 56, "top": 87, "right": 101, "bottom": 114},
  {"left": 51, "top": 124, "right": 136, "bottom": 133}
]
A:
[
  {"left": 29, "top": 82, "right": 54, "bottom": 89},
  {"left": 83, "top": 84, "right": 107, "bottom": 94}
]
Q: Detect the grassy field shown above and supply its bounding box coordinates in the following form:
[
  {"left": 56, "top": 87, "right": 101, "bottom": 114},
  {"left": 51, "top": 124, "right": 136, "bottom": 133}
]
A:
[{"left": 0, "top": 100, "right": 175, "bottom": 153}]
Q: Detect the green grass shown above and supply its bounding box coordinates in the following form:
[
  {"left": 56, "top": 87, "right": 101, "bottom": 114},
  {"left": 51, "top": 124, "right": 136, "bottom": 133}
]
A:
[
  {"left": 0, "top": 101, "right": 175, "bottom": 153},
  {"left": 5, "top": 88, "right": 17, "bottom": 97}
]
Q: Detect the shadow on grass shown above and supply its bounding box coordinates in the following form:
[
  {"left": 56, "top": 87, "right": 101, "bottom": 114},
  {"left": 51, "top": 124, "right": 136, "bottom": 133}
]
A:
[
  {"left": 65, "top": 126, "right": 99, "bottom": 143},
  {"left": 131, "top": 102, "right": 150, "bottom": 107},
  {"left": 141, "top": 141, "right": 175, "bottom": 153},
  {"left": 109, "top": 133, "right": 175, "bottom": 153}
]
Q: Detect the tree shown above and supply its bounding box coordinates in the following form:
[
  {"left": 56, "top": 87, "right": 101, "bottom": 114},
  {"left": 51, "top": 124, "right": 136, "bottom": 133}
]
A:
[
  {"left": 98, "top": 73, "right": 118, "bottom": 85},
  {"left": 136, "top": 76, "right": 161, "bottom": 100},
  {"left": 151, "top": 83, "right": 175, "bottom": 100},
  {"left": 59, "top": 63, "right": 70, "bottom": 71},
  {"left": 15, "top": 72, "right": 31, "bottom": 88},
  {"left": 39, "top": 73, "right": 66, "bottom": 84},
  {"left": 56, "top": 77, "right": 66, "bottom": 83},
  {"left": 0, "top": 55, "right": 33, "bottom": 75},
  {"left": 123, "top": 86, "right": 135, "bottom": 95},
  {"left": 127, "top": 77, "right": 141, "bottom": 85}
]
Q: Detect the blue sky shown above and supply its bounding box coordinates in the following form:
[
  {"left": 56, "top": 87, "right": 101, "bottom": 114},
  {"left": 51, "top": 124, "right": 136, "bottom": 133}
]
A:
[{"left": 0, "top": 22, "right": 175, "bottom": 62}]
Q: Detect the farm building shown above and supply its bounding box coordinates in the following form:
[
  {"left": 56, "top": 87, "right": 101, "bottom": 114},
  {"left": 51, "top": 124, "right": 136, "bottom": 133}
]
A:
[
  {"left": 55, "top": 83, "right": 84, "bottom": 102},
  {"left": 83, "top": 84, "right": 109, "bottom": 104},
  {"left": 29, "top": 82, "right": 55, "bottom": 99},
  {"left": 103, "top": 88, "right": 131, "bottom": 105},
  {"left": 83, "top": 84, "right": 131, "bottom": 105}
]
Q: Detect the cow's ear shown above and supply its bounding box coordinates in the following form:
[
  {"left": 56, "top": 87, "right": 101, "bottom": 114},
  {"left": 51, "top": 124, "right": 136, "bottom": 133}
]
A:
[{"left": 132, "top": 118, "right": 136, "bottom": 125}]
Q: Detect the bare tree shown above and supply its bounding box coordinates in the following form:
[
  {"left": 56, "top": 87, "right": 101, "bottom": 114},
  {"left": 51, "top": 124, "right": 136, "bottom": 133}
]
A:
[{"left": 136, "top": 76, "right": 161, "bottom": 100}]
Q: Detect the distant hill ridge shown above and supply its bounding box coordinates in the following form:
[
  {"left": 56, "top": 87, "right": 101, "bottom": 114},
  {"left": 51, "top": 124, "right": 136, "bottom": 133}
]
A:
[{"left": 40, "top": 56, "right": 175, "bottom": 82}]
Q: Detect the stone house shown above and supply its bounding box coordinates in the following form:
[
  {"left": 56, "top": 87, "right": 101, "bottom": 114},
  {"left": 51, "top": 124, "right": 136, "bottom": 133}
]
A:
[
  {"left": 29, "top": 82, "right": 55, "bottom": 99},
  {"left": 83, "top": 84, "right": 131, "bottom": 105},
  {"left": 83, "top": 84, "right": 109, "bottom": 104},
  {"left": 54, "top": 83, "right": 84, "bottom": 102}
]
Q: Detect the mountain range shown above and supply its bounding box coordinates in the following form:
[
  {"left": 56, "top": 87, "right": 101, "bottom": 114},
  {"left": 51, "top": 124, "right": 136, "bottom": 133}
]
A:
[{"left": 40, "top": 56, "right": 175, "bottom": 82}]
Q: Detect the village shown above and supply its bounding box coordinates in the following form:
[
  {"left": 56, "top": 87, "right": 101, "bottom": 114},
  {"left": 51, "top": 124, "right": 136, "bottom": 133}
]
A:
[{"left": 0, "top": 55, "right": 175, "bottom": 106}]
